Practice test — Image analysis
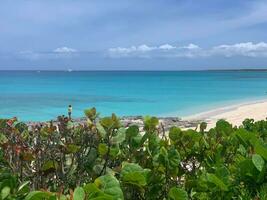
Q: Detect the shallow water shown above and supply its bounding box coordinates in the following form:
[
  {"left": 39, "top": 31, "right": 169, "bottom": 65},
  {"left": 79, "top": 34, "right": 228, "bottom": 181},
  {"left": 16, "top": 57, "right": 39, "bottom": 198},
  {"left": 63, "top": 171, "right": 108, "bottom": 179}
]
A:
[{"left": 0, "top": 70, "right": 267, "bottom": 121}]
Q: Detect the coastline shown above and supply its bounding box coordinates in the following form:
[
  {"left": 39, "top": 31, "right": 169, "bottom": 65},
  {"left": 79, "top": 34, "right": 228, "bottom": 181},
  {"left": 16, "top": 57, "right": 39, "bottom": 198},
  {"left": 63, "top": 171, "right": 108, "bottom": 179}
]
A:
[
  {"left": 23, "top": 98, "right": 267, "bottom": 130},
  {"left": 183, "top": 98, "right": 267, "bottom": 129}
]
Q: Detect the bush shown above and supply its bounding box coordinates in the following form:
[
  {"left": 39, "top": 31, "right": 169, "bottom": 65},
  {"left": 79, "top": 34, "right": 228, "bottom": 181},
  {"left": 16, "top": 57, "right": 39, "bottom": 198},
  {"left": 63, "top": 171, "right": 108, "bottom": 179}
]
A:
[{"left": 1, "top": 110, "right": 267, "bottom": 199}]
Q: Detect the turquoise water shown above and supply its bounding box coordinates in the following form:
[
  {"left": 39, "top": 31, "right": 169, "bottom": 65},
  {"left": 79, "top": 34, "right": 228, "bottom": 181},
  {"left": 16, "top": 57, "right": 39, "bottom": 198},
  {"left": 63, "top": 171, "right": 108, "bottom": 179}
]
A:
[{"left": 0, "top": 70, "right": 267, "bottom": 121}]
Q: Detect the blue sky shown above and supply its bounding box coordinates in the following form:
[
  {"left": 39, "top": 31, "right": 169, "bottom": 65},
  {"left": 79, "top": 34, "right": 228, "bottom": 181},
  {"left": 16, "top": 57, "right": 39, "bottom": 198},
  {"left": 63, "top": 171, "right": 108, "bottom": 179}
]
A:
[{"left": 1, "top": 0, "right": 267, "bottom": 70}]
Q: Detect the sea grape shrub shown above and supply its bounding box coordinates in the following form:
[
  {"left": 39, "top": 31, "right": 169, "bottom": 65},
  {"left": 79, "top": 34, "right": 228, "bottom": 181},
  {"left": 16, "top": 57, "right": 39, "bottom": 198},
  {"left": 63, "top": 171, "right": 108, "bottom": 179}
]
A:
[
  {"left": 242, "top": 118, "right": 267, "bottom": 140},
  {"left": 199, "top": 122, "right": 207, "bottom": 133},
  {"left": 1, "top": 109, "right": 267, "bottom": 199}
]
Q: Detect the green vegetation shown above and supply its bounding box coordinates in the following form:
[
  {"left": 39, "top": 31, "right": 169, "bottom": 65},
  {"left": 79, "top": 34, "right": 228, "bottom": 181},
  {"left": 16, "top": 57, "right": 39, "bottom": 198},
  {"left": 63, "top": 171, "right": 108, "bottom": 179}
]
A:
[{"left": 1, "top": 108, "right": 267, "bottom": 199}]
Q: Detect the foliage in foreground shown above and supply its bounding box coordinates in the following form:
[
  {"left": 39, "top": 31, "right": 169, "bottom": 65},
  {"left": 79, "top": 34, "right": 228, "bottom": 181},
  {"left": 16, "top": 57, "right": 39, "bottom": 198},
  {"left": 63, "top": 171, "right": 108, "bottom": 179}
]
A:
[{"left": 1, "top": 108, "right": 267, "bottom": 199}]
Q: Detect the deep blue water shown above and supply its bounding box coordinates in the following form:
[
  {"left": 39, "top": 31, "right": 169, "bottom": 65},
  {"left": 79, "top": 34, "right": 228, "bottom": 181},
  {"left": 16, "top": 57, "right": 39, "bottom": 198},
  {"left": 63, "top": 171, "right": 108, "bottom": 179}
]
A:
[{"left": 0, "top": 70, "right": 267, "bottom": 121}]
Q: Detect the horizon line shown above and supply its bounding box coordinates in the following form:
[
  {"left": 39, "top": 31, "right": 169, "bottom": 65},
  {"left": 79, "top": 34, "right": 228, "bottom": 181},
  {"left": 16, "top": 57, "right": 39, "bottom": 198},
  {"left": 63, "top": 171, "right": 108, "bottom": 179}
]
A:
[{"left": 1, "top": 68, "right": 267, "bottom": 72}]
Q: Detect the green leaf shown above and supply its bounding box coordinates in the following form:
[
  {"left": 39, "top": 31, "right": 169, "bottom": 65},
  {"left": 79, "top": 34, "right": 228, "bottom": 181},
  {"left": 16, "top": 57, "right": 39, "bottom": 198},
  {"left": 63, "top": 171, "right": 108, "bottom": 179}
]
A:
[
  {"left": 169, "top": 127, "right": 182, "bottom": 141},
  {"left": 42, "top": 160, "right": 58, "bottom": 172},
  {"left": 159, "top": 146, "right": 168, "bottom": 159},
  {"left": 48, "top": 196, "right": 57, "bottom": 200},
  {"left": 100, "top": 115, "right": 120, "bottom": 130},
  {"left": 84, "top": 183, "right": 112, "bottom": 199},
  {"left": 144, "top": 116, "right": 159, "bottom": 131},
  {"left": 216, "top": 119, "right": 232, "bottom": 136},
  {"left": 66, "top": 144, "right": 81, "bottom": 154},
  {"left": 252, "top": 154, "right": 265, "bottom": 172},
  {"left": 168, "top": 187, "right": 188, "bottom": 200},
  {"left": 156, "top": 146, "right": 180, "bottom": 173},
  {"left": 84, "top": 148, "right": 98, "bottom": 171},
  {"left": 1, "top": 186, "right": 10, "bottom": 199},
  {"left": 126, "top": 125, "right": 139, "bottom": 138},
  {"left": 123, "top": 171, "right": 147, "bottom": 187},
  {"left": 237, "top": 144, "right": 247, "bottom": 155},
  {"left": 199, "top": 122, "right": 207, "bottom": 132},
  {"left": 17, "top": 181, "right": 30, "bottom": 196},
  {"left": 100, "top": 117, "right": 113, "bottom": 130},
  {"left": 58, "top": 195, "right": 68, "bottom": 200},
  {"left": 0, "top": 133, "right": 8, "bottom": 144},
  {"left": 93, "top": 164, "right": 104, "bottom": 175},
  {"left": 238, "top": 159, "right": 259, "bottom": 181},
  {"left": 98, "top": 143, "right": 108, "bottom": 156},
  {"left": 168, "top": 147, "right": 181, "bottom": 170},
  {"left": 94, "top": 174, "right": 124, "bottom": 200},
  {"left": 90, "top": 197, "right": 113, "bottom": 200},
  {"left": 258, "top": 183, "right": 267, "bottom": 200},
  {"left": 110, "top": 146, "right": 120, "bottom": 158},
  {"left": 215, "top": 166, "right": 229, "bottom": 185},
  {"left": 67, "top": 121, "right": 75, "bottom": 129},
  {"left": 84, "top": 107, "right": 97, "bottom": 120},
  {"left": 25, "top": 191, "right": 53, "bottom": 200},
  {"left": 206, "top": 173, "right": 228, "bottom": 191},
  {"left": 96, "top": 122, "right": 106, "bottom": 137},
  {"left": 140, "top": 132, "right": 149, "bottom": 146},
  {"left": 253, "top": 140, "right": 267, "bottom": 160},
  {"left": 121, "top": 162, "right": 150, "bottom": 187},
  {"left": 73, "top": 187, "right": 85, "bottom": 200},
  {"left": 111, "top": 128, "right": 126, "bottom": 144},
  {"left": 15, "top": 122, "right": 28, "bottom": 132},
  {"left": 235, "top": 128, "right": 255, "bottom": 146}
]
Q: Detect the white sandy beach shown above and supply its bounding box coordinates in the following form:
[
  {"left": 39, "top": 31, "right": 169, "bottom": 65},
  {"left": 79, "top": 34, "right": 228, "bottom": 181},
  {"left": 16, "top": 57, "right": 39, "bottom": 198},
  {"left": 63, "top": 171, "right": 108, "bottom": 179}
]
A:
[{"left": 183, "top": 99, "right": 267, "bottom": 129}]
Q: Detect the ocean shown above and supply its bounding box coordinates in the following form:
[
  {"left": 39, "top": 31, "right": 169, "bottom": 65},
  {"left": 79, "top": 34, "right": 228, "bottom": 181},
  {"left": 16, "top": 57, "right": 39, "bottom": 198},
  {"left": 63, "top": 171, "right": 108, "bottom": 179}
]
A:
[{"left": 0, "top": 70, "right": 267, "bottom": 121}]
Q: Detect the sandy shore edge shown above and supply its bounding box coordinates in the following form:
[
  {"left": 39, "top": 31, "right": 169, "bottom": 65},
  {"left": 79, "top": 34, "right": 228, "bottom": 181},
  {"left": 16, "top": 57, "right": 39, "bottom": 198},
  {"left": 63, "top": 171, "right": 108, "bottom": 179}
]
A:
[{"left": 183, "top": 98, "right": 267, "bottom": 129}]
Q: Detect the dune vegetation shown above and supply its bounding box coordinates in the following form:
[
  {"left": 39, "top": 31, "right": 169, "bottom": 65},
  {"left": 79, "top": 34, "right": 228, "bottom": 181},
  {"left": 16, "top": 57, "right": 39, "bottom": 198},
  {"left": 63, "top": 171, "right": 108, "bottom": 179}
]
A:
[{"left": 1, "top": 108, "right": 267, "bottom": 200}]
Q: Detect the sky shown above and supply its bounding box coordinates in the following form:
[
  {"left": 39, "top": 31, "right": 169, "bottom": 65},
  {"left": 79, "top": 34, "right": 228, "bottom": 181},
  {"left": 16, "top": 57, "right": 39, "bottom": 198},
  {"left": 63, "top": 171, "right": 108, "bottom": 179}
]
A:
[{"left": 1, "top": 0, "right": 267, "bottom": 70}]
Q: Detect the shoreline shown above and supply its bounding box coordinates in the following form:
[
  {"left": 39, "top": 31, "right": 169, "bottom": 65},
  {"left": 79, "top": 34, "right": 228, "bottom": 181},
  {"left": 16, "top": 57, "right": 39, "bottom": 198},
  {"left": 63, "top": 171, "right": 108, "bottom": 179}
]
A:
[
  {"left": 12, "top": 98, "right": 267, "bottom": 130},
  {"left": 183, "top": 98, "right": 267, "bottom": 129}
]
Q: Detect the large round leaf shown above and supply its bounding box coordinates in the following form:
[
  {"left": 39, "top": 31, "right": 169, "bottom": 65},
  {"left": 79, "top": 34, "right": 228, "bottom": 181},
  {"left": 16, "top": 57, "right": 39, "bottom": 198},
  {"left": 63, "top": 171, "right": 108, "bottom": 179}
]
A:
[
  {"left": 169, "top": 127, "right": 182, "bottom": 141},
  {"left": 168, "top": 187, "right": 188, "bottom": 200},
  {"left": 121, "top": 162, "right": 150, "bottom": 187},
  {"left": 111, "top": 128, "right": 126, "bottom": 144},
  {"left": 252, "top": 154, "right": 265, "bottom": 172},
  {"left": 1, "top": 186, "right": 10, "bottom": 199},
  {"left": 126, "top": 125, "right": 139, "bottom": 138},
  {"left": 93, "top": 174, "right": 124, "bottom": 200},
  {"left": 73, "top": 187, "right": 85, "bottom": 200}
]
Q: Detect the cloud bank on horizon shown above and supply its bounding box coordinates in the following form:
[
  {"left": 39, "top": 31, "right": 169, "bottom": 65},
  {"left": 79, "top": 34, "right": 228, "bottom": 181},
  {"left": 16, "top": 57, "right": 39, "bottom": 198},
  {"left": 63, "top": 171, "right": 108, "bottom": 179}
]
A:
[
  {"left": 108, "top": 42, "right": 267, "bottom": 58},
  {"left": 1, "top": 0, "right": 267, "bottom": 70}
]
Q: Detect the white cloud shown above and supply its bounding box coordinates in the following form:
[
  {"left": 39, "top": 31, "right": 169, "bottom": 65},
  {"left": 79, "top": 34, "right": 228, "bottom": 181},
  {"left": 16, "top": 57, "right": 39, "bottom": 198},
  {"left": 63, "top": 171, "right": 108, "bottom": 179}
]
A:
[
  {"left": 24, "top": 42, "right": 266, "bottom": 60},
  {"left": 109, "top": 44, "right": 156, "bottom": 55},
  {"left": 53, "top": 47, "right": 77, "bottom": 53},
  {"left": 212, "top": 42, "right": 267, "bottom": 57},
  {"left": 109, "top": 43, "right": 200, "bottom": 54},
  {"left": 138, "top": 44, "right": 156, "bottom": 52},
  {"left": 108, "top": 42, "right": 267, "bottom": 58},
  {"left": 109, "top": 46, "right": 136, "bottom": 54},
  {"left": 159, "top": 44, "right": 176, "bottom": 50},
  {"left": 108, "top": 43, "right": 200, "bottom": 58},
  {"left": 182, "top": 43, "right": 200, "bottom": 50},
  {"left": 18, "top": 42, "right": 267, "bottom": 61}
]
